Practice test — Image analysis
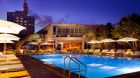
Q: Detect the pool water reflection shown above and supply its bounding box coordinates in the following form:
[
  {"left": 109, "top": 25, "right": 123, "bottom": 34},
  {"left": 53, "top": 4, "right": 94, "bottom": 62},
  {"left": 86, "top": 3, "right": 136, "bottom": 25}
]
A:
[{"left": 31, "top": 54, "right": 140, "bottom": 78}]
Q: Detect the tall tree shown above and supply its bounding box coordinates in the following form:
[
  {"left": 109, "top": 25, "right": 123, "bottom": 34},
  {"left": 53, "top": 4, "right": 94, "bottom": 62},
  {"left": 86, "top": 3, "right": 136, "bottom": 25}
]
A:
[{"left": 112, "top": 14, "right": 140, "bottom": 39}]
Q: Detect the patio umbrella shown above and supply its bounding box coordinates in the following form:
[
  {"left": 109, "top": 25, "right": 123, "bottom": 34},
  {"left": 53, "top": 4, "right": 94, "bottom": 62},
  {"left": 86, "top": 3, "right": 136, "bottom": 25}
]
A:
[
  {"left": 117, "top": 37, "right": 138, "bottom": 51},
  {"left": 88, "top": 40, "right": 102, "bottom": 44},
  {"left": 101, "top": 39, "right": 116, "bottom": 43},
  {"left": 41, "top": 42, "right": 52, "bottom": 45},
  {"left": 0, "top": 34, "right": 19, "bottom": 55},
  {"left": 117, "top": 37, "right": 138, "bottom": 42},
  {"left": 0, "top": 40, "right": 14, "bottom": 43},
  {"left": 0, "top": 20, "right": 26, "bottom": 34},
  {"left": 0, "top": 34, "right": 20, "bottom": 41},
  {"left": 87, "top": 40, "right": 102, "bottom": 49},
  {"left": 101, "top": 39, "right": 116, "bottom": 49},
  {"left": 27, "top": 42, "right": 38, "bottom": 45}
]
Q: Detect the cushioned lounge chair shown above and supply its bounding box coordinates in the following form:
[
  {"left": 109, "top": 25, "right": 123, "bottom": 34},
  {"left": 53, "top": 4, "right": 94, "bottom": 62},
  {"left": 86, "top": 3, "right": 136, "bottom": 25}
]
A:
[
  {"left": 0, "top": 70, "right": 29, "bottom": 78},
  {"left": 93, "top": 49, "right": 101, "bottom": 55},
  {"left": 83, "top": 49, "right": 88, "bottom": 54},
  {"left": 0, "top": 64, "right": 24, "bottom": 73},
  {"left": 101, "top": 49, "right": 109, "bottom": 56},
  {"left": 114, "top": 49, "right": 125, "bottom": 57},
  {"left": 87, "top": 49, "right": 94, "bottom": 55},
  {"left": 131, "top": 51, "right": 140, "bottom": 58},
  {"left": 105, "top": 49, "right": 116, "bottom": 56},
  {"left": 123, "top": 49, "right": 133, "bottom": 57},
  {"left": 0, "top": 60, "right": 21, "bottom": 66}
]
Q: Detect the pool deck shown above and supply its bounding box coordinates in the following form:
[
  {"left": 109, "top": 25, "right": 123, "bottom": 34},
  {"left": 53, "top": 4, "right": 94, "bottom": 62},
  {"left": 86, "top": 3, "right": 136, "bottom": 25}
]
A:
[{"left": 17, "top": 55, "right": 85, "bottom": 78}]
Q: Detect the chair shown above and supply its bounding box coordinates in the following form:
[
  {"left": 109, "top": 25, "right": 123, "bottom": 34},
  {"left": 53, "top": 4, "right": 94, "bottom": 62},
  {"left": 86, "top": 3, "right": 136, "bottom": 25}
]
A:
[
  {"left": 0, "top": 70, "right": 29, "bottom": 78},
  {"left": 105, "top": 49, "right": 116, "bottom": 56},
  {"left": 131, "top": 51, "right": 140, "bottom": 58},
  {"left": 124, "top": 49, "right": 133, "bottom": 57},
  {"left": 93, "top": 49, "right": 101, "bottom": 55},
  {"left": 87, "top": 49, "right": 94, "bottom": 55},
  {"left": 0, "top": 60, "right": 21, "bottom": 66},
  {"left": 114, "top": 49, "right": 125, "bottom": 57},
  {"left": 100, "top": 49, "right": 109, "bottom": 56},
  {"left": 83, "top": 49, "right": 88, "bottom": 54}
]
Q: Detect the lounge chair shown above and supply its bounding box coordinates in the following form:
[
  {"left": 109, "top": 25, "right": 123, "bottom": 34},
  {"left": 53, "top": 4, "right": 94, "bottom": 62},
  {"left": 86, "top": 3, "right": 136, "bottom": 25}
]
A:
[
  {"left": 100, "top": 49, "right": 109, "bottom": 56},
  {"left": 0, "top": 64, "right": 24, "bottom": 73},
  {"left": 83, "top": 49, "right": 88, "bottom": 54},
  {"left": 93, "top": 49, "right": 101, "bottom": 55},
  {"left": 87, "top": 49, "right": 94, "bottom": 55},
  {"left": 0, "top": 70, "right": 29, "bottom": 78},
  {"left": 114, "top": 49, "right": 125, "bottom": 57},
  {"left": 105, "top": 49, "right": 116, "bottom": 56},
  {"left": 123, "top": 49, "right": 134, "bottom": 57},
  {"left": 0, "top": 60, "right": 21, "bottom": 65},
  {"left": 131, "top": 51, "right": 140, "bottom": 58}
]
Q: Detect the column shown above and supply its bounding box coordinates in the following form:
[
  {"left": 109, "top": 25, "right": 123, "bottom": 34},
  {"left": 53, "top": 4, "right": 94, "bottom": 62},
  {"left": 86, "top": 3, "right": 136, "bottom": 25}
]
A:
[{"left": 82, "top": 42, "right": 85, "bottom": 51}]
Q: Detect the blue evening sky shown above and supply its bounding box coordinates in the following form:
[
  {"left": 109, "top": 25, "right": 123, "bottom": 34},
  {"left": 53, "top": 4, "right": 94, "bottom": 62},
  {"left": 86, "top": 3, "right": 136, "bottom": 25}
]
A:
[{"left": 0, "top": 0, "right": 140, "bottom": 32}]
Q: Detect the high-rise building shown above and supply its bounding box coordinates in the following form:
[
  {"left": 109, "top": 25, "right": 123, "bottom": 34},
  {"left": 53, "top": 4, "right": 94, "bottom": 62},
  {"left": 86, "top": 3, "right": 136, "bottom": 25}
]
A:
[{"left": 7, "top": 0, "right": 35, "bottom": 38}]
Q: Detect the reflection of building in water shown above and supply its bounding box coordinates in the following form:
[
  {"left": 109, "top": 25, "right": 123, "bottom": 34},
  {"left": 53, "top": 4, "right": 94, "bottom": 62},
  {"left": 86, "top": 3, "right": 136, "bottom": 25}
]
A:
[{"left": 37, "top": 24, "right": 108, "bottom": 52}]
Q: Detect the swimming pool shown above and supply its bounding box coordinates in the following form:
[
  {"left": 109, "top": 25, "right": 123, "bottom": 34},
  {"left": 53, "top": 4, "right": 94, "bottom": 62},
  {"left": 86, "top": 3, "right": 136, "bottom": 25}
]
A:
[{"left": 31, "top": 54, "right": 140, "bottom": 78}]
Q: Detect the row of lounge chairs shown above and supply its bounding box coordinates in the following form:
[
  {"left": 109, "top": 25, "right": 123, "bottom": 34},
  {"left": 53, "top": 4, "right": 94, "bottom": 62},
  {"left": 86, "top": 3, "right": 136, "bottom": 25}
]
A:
[
  {"left": 83, "top": 49, "right": 140, "bottom": 58},
  {"left": 0, "top": 52, "right": 30, "bottom": 78}
]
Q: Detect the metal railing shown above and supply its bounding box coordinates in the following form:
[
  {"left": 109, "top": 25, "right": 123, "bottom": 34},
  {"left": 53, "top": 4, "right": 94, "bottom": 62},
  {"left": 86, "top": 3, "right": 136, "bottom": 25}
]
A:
[{"left": 64, "top": 55, "right": 87, "bottom": 78}]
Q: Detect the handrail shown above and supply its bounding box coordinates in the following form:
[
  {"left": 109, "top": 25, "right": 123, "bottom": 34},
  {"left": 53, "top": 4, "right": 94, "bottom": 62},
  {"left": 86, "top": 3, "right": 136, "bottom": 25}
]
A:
[{"left": 64, "top": 56, "right": 86, "bottom": 78}]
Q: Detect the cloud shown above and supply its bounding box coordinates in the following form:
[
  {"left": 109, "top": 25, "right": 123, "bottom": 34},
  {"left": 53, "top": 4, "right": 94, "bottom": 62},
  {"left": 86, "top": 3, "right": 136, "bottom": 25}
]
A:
[
  {"left": 54, "top": 13, "right": 70, "bottom": 24},
  {"left": 29, "top": 10, "right": 53, "bottom": 27},
  {"left": 29, "top": 10, "right": 70, "bottom": 27}
]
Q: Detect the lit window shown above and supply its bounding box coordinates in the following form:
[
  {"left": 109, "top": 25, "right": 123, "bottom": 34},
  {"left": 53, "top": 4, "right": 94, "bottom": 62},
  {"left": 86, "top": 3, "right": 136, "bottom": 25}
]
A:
[
  {"left": 29, "top": 24, "right": 31, "bottom": 25},
  {"left": 16, "top": 20, "right": 19, "bottom": 22},
  {"left": 20, "top": 20, "right": 23, "bottom": 22},
  {"left": 25, "top": 24, "right": 27, "bottom": 26},
  {"left": 16, "top": 17, "right": 19, "bottom": 19},
  {"left": 20, "top": 17, "right": 23, "bottom": 19},
  {"left": 24, "top": 21, "right": 27, "bottom": 23}
]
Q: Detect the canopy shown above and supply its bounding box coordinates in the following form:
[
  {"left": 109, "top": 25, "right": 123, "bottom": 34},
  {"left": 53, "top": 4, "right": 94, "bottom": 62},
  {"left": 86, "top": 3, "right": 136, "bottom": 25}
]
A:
[
  {"left": 117, "top": 37, "right": 138, "bottom": 42},
  {"left": 88, "top": 40, "right": 102, "bottom": 44},
  {"left": 0, "top": 40, "right": 14, "bottom": 43},
  {"left": 101, "top": 39, "right": 116, "bottom": 42},
  {"left": 27, "top": 42, "right": 38, "bottom": 45},
  {"left": 41, "top": 42, "right": 52, "bottom": 45},
  {"left": 0, "top": 20, "right": 26, "bottom": 34},
  {"left": 0, "top": 34, "right": 20, "bottom": 41}
]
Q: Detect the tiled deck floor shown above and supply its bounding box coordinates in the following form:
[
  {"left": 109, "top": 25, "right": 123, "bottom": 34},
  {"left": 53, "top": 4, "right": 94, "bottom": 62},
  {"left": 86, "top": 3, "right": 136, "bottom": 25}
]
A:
[
  {"left": 17, "top": 55, "right": 84, "bottom": 78},
  {"left": 17, "top": 55, "right": 63, "bottom": 78}
]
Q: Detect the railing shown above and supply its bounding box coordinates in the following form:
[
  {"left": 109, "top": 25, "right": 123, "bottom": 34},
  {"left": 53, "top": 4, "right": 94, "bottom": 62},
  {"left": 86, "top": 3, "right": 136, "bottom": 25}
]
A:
[{"left": 64, "top": 55, "right": 87, "bottom": 78}]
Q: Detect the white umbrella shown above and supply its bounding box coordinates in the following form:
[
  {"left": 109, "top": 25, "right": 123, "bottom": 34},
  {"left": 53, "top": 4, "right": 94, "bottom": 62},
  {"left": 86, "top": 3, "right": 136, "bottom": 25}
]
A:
[
  {"left": 0, "top": 34, "right": 19, "bottom": 55},
  {"left": 0, "top": 34, "right": 20, "bottom": 41},
  {"left": 28, "top": 42, "right": 38, "bottom": 45},
  {"left": 117, "top": 37, "right": 138, "bottom": 51},
  {"left": 88, "top": 40, "right": 102, "bottom": 44},
  {"left": 117, "top": 37, "right": 138, "bottom": 42},
  {"left": 41, "top": 42, "right": 52, "bottom": 45},
  {"left": 101, "top": 39, "right": 116, "bottom": 49},
  {"left": 0, "top": 40, "right": 14, "bottom": 43},
  {"left": 0, "top": 20, "right": 26, "bottom": 34},
  {"left": 101, "top": 39, "right": 116, "bottom": 42}
]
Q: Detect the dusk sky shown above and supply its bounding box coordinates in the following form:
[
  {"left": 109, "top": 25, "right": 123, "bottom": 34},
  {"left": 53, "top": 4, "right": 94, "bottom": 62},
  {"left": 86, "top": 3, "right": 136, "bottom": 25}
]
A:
[{"left": 0, "top": 0, "right": 140, "bottom": 32}]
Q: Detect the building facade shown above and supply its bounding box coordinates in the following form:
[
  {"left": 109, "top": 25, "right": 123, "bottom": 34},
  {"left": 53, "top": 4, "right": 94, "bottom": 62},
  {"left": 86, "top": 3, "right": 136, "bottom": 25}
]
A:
[
  {"left": 38, "top": 24, "right": 108, "bottom": 52},
  {"left": 7, "top": 0, "right": 35, "bottom": 38}
]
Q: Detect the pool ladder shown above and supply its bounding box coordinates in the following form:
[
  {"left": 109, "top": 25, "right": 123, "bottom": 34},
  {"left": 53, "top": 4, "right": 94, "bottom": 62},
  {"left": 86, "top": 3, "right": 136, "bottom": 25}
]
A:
[{"left": 64, "top": 56, "right": 87, "bottom": 78}]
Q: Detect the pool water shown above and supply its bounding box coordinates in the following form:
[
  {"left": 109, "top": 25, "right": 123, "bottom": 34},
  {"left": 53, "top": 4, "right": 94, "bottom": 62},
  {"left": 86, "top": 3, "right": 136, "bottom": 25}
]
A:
[{"left": 31, "top": 54, "right": 140, "bottom": 78}]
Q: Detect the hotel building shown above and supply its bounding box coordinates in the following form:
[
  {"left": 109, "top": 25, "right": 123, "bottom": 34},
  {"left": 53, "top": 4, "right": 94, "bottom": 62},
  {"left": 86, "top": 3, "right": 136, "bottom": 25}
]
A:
[
  {"left": 37, "top": 24, "right": 108, "bottom": 52},
  {"left": 7, "top": 0, "right": 35, "bottom": 38}
]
